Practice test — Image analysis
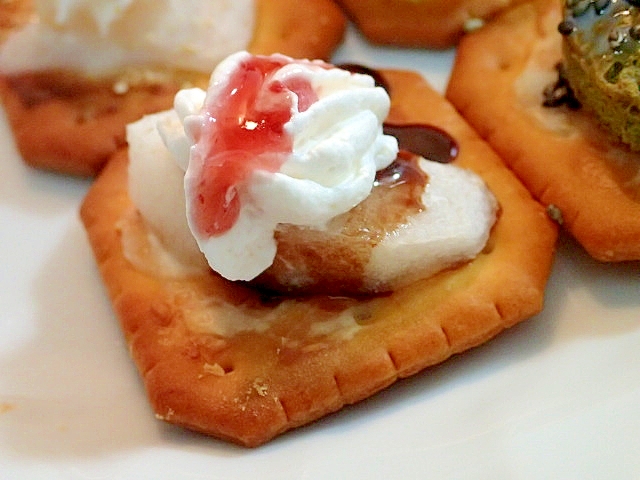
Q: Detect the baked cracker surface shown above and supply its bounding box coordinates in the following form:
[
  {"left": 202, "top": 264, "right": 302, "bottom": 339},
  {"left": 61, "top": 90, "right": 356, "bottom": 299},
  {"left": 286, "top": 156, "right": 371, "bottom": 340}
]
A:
[
  {"left": 0, "top": 0, "right": 346, "bottom": 176},
  {"left": 80, "top": 70, "right": 557, "bottom": 447},
  {"left": 446, "top": 0, "right": 640, "bottom": 261},
  {"left": 334, "top": 0, "right": 529, "bottom": 48}
]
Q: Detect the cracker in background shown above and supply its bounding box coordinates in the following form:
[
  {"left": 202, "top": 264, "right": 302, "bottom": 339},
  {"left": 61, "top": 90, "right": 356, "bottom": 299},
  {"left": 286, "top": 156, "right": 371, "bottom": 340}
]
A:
[
  {"left": 446, "top": 0, "right": 640, "bottom": 261},
  {"left": 0, "top": 0, "right": 346, "bottom": 176},
  {"left": 334, "top": 0, "right": 528, "bottom": 48},
  {"left": 80, "top": 69, "right": 557, "bottom": 446}
]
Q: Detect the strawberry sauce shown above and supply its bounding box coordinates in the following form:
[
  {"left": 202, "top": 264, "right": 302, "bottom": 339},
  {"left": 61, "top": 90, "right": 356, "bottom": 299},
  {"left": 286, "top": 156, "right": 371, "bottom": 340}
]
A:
[{"left": 190, "top": 55, "right": 319, "bottom": 237}]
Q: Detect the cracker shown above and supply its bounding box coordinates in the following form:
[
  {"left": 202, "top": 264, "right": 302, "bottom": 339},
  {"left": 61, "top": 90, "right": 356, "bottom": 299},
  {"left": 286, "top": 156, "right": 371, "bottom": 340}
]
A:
[
  {"left": 0, "top": 0, "right": 346, "bottom": 176},
  {"left": 446, "top": 0, "right": 640, "bottom": 262},
  {"left": 0, "top": 0, "right": 32, "bottom": 43},
  {"left": 80, "top": 70, "right": 557, "bottom": 447},
  {"left": 334, "top": 0, "right": 527, "bottom": 48}
]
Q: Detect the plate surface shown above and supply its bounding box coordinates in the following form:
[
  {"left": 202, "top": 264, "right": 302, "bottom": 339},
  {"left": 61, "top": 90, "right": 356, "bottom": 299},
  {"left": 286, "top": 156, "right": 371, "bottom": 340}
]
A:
[{"left": 1, "top": 25, "right": 639, "bottom": 480}]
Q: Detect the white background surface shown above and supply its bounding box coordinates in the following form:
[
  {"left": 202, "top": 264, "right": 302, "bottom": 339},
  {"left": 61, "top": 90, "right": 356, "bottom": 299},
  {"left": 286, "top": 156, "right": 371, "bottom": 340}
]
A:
[{"left": 1, "top": 25, "right": 640, "bottom": 480}]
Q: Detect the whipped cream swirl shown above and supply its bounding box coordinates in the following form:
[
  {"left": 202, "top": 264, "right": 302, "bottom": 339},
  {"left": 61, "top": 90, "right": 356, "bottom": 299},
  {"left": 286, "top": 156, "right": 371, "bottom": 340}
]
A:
[{"left": 160, "top": 51, "right": 398, "bottom": 281}]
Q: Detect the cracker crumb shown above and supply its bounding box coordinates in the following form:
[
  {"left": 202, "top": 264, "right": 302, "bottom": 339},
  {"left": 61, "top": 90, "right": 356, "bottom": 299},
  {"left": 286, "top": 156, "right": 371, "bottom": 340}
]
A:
[
  {"left": 546, "top": 204, "right": 564, "bottom": 225},
  {"left": 253, "top": 379, "right": 268, "bottom": 397},
  {"left": 112, "top": 80, "right": 130, "bottom": 95},
  {"left": 464, "top": 18, "right": 485, "bottom": 33},
  {"left": 155, "top": 408, "right": 176, "bottom": 421},
  {"left": 233, "top": 397, "right": 248, "bottom": 412}
]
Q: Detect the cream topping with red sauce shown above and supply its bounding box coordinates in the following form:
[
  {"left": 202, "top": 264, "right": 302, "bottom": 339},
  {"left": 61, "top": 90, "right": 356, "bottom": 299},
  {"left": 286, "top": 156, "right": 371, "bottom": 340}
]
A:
[
  {"left": 186, "top": 54, "right": 319, "bottom": 237},
  {"left": 173, "top": 51, "right": 397, "bottom": 281}
]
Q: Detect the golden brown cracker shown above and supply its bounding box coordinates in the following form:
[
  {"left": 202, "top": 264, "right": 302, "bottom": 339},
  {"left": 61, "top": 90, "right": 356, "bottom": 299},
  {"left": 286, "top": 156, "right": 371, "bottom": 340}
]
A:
[
  {"left": 248, "top": 0, "right": 346, "bottom": 60},
  {"left": 446, "top": 0, "right": 640, "bottom": 262},
  {"left": 0, "top": 71, "right": 183, "bottom": 176},
  {"left": 0, "top": 0, "right": 32, "bottom": 43},
  {"left": 80, "top": 69, "right": 557, "bottom": 446},
  {"left": 334, "top": 0, "right": 527, "bottom": 48},
  {"left": 0, "top": 0, "right": 346, "bottom": 176}
]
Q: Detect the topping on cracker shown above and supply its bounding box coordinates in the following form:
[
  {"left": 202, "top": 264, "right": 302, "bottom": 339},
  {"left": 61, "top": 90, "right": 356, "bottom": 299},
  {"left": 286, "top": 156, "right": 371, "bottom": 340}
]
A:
[
  {"left": 128, "top": 52, "right": 498, "bottom": 295},
  {"left": 560, "top": 0, "right": 640, "bottom": 150}
]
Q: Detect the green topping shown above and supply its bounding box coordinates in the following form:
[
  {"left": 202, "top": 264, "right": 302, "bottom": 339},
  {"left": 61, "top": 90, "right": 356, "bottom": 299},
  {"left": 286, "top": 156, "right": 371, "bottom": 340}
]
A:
[
  {"left": 605, "top": 61, "right": 624, "bottom": 83},
  {"left": 562, "top": 0, "right": 640, "bottom": 150}
]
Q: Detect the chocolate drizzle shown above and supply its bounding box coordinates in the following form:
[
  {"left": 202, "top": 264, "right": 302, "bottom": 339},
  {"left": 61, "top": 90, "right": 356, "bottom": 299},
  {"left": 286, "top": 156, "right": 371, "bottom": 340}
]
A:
[
  {"left": 374, "top": 150, "right": 427, "bottom": 190},
  {"left": 542, "top": 63, "right": 581, "bottom": 109},
  {"left": 384, "top": 123, "right": 459, "bottom": 163},
  {"left": 339, "top": 63, "right": 460, "bottom": 163},
  {"left": 336, "top": 63, "right": 391, "bottom": 92}
]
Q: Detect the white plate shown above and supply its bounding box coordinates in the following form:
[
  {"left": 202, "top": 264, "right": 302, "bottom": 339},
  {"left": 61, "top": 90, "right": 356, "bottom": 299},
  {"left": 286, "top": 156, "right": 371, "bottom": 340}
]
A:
[{"left": 1, "top": 25, "right": 640, "bottom": 480}]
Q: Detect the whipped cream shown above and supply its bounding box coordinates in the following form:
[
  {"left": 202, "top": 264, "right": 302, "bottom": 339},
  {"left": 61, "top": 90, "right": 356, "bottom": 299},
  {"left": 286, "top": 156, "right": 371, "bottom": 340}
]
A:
[{"left": 0, "top": 0, "right": 254, "bottom": 76}]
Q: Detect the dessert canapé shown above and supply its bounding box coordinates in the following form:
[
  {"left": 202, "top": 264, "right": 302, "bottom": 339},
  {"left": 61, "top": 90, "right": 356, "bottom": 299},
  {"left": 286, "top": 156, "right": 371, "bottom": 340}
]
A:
[
  {"left": 446, "top": 0, "right": 640, "bottom": 261},
  {"left": 80, "top": 52, "right": 557, "bottom": 446},
  {"left": 0, "top": 0, "right": 346, "bottom": 175}
]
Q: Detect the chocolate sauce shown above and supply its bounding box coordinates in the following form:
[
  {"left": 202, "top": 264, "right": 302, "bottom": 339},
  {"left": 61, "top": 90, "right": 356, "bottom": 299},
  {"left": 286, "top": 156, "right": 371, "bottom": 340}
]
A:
[
  {"left": 338, "top": 63, "right": 460, "bottom": 164},
  {"left": 336, "top": 63, "right": 390, "bottom": 92},
  {"left": 383, "top": 123, "right": 459, "bottom": 164},
  {"left": 7, "top": 72, "right": 95, "bottom": 108},
  {"left": 542, "top": 63, "right": 581, "bottom": 110},
  {"left": 374, "top": 150, "right": 427, "bottom": 190}
]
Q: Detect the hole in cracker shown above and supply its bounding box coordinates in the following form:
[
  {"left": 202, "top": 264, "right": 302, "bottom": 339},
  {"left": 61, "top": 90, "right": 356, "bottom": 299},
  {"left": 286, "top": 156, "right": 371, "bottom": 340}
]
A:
[
  {"left": 220, "top": 362, "right": 234, "bottom": 374},
  {"left": 499, "top": 60, "right": 512, "bottom": 71},
  {"left": 201, "top": 361, "right": 234, "bottom": 377},
  {"left": 353, "top": 308, "right": 375, "bottom": 326}
]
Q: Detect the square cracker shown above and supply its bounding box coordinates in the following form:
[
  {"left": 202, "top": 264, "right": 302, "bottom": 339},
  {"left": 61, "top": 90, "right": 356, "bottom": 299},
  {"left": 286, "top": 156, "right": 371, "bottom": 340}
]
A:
[
  {"left": 0, "top": 0, "right": 346, "bottom": 176},
  {"left": 80, "top": 69, "right": 557, "bottom": 447},
  {"left": 446, "top": 0, "right": 640, "bottom": 262}
]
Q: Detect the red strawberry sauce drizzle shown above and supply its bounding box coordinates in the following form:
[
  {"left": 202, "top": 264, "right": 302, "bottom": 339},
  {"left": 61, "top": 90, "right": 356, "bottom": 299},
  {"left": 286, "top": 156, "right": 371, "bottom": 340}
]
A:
[{"left": 190, "top": 55, "right": 320, "bottom": 237}]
